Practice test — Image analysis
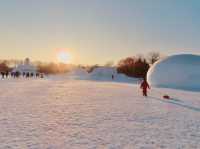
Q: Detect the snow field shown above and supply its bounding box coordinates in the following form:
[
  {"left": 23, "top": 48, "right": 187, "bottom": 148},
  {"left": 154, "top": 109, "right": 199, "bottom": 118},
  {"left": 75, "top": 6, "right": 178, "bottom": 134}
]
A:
[{"left": 0, "top": 79, "right": 199, "bottom": 148}]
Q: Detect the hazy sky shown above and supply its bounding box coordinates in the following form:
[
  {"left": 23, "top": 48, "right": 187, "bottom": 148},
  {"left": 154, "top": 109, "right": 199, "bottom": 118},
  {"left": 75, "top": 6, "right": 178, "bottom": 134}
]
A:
[{"left": 0, "top": 0, "right": 200, "bottom": 64}]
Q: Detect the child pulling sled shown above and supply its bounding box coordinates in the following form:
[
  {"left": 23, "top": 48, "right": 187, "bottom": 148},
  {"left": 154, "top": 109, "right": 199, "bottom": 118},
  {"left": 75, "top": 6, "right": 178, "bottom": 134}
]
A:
[{"left": 140, "top": 78, "right": 150, "bottom": 97}]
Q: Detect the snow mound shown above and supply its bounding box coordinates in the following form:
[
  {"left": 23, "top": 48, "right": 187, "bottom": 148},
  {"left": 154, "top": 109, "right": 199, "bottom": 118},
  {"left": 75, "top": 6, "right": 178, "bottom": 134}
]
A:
[
  {"left": 67, "top": 68, "right": 88, "bottom": 79},
  {"left": 89, "top": 67, "right": 117, "bottom": 80},
  {"left": 49, "top": 67, "right": 139, "bottom": 83},
  {"left": 147, "top": 54, "right": 200, "bottom": 91},
  {"left": 48, "top": 68, "right": 88, "bottom": 80},
  {"left": 68, "top": 68, "right": 88, "bottom": 76},
  {"left": 88, "top": 67, "right": 139, "bottom": 83}
]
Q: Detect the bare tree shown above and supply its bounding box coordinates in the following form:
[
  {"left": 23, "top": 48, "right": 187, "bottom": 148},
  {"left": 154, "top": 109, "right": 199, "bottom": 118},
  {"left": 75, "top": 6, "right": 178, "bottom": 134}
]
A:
[
  {"left": 148, "top": 52, "right": 161, "bottom": 65},
  {"left": 117, "top": 56, "right": 149, "bottom": 78}
]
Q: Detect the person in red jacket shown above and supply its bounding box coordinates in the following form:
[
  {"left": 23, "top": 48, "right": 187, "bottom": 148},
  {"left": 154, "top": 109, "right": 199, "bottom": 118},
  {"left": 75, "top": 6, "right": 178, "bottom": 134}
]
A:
[{"left": 140, "top": 78, "right": 150, "bottom": 97}]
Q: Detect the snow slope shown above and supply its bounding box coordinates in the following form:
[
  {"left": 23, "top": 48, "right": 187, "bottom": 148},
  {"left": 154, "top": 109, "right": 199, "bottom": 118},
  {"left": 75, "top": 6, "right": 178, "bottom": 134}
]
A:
[
  {"left": 47, "top": 67, "right": 139, "bottom": 84},
  {"left": 88, "top": 67, "right": 138, "bottom": 83},
  {"left": 0, "top": 78, "right": 200, "bottom": 149},
  {"left": 47, "top": 68, "right": 89, "bottom": 81},
  {"left": 147, "top": 54, "right": 200, "bottom": 91},
  {"left": 89, "top": 67, "right": 117, "bottom": 81},
  {"left": 60, "top": 67, "right": 139, "bottom": 84},
  {"left": 67, "top": 68, "right": 89, "bottom": 80}
]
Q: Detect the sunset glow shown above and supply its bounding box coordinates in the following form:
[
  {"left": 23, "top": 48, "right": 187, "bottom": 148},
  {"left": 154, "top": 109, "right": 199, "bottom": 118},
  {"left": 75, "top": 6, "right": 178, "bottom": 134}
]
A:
[{"left": 57, "top": 50, "right": 71, "bottom": 64}]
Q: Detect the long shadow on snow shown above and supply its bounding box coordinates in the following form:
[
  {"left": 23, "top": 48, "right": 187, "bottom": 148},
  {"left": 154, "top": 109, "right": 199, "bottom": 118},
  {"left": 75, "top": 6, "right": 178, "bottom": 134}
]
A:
[{"left": 150, "top": 96, "right": 200, "bottom": 112}]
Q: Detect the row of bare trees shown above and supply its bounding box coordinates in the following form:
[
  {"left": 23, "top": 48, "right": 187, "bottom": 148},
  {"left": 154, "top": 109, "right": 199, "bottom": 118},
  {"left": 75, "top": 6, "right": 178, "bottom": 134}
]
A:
[
  {"left": 117, "top": 52, "right": 161, "bottom": 78},
  {"left": 117, "top": 57, "right": 149, "bottom": 78}
]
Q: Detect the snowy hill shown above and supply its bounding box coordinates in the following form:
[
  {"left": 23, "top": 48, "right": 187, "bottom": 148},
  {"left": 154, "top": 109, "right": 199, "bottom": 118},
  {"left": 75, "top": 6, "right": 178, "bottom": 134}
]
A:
[
  {"left": 48, "top": 68, "right": 89, "bottom": 81},
  {"left": 88, "top": 67, "right": 138, "bottom": 83},
  {"left": 89, "top": 67, "right": 117, "bottom": 80},
  {"left": 67, "top": 67, "right": 89, "bottom": 80},
  {"left": 147, "top": 54, "right": 200, "bottom": 91},
  {"left": 51, "top": 66, "right": 139, "bottom": 84}
]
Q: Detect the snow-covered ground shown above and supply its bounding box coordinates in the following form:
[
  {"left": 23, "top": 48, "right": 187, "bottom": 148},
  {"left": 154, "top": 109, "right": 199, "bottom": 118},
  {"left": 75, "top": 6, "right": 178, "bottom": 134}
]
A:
[{"left": 0, "top": 78, "right": 200, "bottom": 149}]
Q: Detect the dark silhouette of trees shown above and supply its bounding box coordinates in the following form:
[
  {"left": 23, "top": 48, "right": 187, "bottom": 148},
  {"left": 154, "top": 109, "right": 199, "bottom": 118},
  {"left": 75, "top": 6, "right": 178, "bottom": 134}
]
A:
[
  {"left": 117, "top": 57, "right": 135, "bottom": 76},
  {"left": 87, "top": 65, "right": 99, "bottom": 73},
  {"left": 37, "top": 63, "right": 60, "bottom": 74},
  {"left": 117, "top": 52, "right": 162, "bottom": 78},
  {"left": 117, "top": 56, "right": 150, "bottom": 78},
  {"left": 37, "top": 62, "right": 71, "bottom": 74},
  {"left": 0, "top": 61, "right": 11, "bottom": 72}
]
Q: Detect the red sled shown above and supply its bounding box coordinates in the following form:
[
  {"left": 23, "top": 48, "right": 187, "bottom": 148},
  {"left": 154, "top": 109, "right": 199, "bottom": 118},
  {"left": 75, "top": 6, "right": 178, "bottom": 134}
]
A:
[{"left": 163, "top": 95, "right": 170, "bottom": 99}]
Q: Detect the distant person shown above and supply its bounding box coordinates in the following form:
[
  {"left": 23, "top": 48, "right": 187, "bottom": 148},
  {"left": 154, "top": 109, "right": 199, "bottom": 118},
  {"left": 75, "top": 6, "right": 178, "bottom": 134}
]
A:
[
  {"left": 36, "top": 73, "right": 39, "bottom": 78},
  {"left": 5, "top": 71, "right": 9, "bottom": 78},
  {"left": 112, "top": 74, "right": 114, "bottom": 80},
  {"left": 140, "top": 78, "right": 150, "bottom": 97},
  {"left": 30, "top": 72, "right": 34, "bottom": 77},
  {"left": 1, "top": 72, "right": 5, "bottom": 79},
  {"left": 11, "top": 72, "right": 14, "bottom": 78},
  {"left": 23, "top": 72, "right": 26, "bottom": 77},
  {"left": 40, "top": 73, "right": 44, "bottom": 78},
  {"left": 15, "top": 71, "right": 20, "bottom": 78},
  {"left": 26, "top": 72, "right": 30, "bottom": 78}
]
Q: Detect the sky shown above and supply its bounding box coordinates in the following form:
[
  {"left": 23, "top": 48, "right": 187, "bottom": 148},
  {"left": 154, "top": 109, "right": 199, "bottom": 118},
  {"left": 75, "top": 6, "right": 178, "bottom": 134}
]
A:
[{"left": 0, "top": 0, "right": 200, "bottom": 65}]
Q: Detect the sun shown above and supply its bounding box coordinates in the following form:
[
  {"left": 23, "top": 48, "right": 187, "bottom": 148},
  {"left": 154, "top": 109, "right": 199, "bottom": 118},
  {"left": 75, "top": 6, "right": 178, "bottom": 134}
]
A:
[{"left": 57, "top": 50, "right": 71, "bottom": 64}]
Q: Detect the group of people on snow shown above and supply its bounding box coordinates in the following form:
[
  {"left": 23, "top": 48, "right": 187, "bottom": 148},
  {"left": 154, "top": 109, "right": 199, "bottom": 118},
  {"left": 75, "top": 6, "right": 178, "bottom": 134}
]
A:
[
  {"left": 1, "top": 70, "right": 150, "bottom": 97},
  {"left": 1, "top": 71, "right": 44, "bottom": 79}
]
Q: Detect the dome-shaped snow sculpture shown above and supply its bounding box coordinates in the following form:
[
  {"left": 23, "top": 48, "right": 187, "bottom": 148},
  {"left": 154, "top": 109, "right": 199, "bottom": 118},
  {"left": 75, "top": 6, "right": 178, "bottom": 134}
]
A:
[{"left": 147, "top": 54, "right": 200, "bottom": 91}]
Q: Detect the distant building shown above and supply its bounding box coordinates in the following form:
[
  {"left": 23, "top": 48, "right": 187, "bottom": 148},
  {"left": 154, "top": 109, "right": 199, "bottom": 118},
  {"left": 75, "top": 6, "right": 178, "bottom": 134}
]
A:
[{"left": 12, "top": 58, "right": 37, "bottom": 75}]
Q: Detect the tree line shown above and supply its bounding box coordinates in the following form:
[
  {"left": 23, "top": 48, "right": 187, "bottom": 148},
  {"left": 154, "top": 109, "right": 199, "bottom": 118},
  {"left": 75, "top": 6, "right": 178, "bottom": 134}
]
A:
[
  {"left": 117, "top": 52, "right": 161, "bottom": 78},
  {"left": 0, "top": 52, "right": 161, "bottom": 78},
  {"left": 0, "top": 60, "right": 74, "bottom": 75}
]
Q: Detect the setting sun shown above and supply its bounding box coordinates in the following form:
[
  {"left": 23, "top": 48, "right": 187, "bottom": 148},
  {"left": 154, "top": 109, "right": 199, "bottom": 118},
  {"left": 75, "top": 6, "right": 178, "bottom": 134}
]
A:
[{"left": 57, "top": 50, "right": 71, "bottom": 64}]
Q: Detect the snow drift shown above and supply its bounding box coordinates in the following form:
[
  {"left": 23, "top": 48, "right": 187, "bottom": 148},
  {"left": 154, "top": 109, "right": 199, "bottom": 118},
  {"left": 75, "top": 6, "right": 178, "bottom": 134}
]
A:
[
  {"left": 88, "top": 67, "right": 138, "bottom": 83},
  {"left": 48, "top": 68, "right": 88, "bottom": 80},
  {"left": 49, "top": 67, "right": 139, "bottom": 83},
  {"left": 59, "top": 67, "right": 139, "bottom": 83},
  {"left": 67, "top": 67, "right": 88, "bottom": 79},
  {"left": 88, "top": 67, "right": 117, "bottom": 81},
  {"left": 147, "top": 54, "right": 200, "bottom": 91}
]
